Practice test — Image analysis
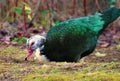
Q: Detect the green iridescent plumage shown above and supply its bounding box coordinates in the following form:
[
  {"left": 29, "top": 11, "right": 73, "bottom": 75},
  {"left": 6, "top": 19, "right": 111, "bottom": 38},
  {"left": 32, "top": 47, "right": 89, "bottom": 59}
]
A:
[{"left": 43, "top": 7, "right": 120, "bottom": 62}]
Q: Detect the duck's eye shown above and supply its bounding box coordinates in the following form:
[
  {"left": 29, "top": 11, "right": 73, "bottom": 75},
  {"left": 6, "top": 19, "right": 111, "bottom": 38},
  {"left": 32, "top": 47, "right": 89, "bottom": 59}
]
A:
[{"left": 31, "top": 42, "right": 35, "bottom": 46}]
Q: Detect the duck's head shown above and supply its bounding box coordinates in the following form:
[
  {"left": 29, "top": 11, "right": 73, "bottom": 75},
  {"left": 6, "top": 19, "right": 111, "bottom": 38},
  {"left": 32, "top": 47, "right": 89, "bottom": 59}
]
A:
[{"left": 25, "top": 35, "right": 46, "bottom": 60}]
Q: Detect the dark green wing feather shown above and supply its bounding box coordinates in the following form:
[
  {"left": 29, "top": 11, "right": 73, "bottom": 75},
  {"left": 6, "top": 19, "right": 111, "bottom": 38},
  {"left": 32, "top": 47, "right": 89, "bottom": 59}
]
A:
[
  {"left": 44, "top": 14, "right": 104, "bottom": 62},
  {"left": 43, "top": 7, "right": 120, "bottom": 62}
]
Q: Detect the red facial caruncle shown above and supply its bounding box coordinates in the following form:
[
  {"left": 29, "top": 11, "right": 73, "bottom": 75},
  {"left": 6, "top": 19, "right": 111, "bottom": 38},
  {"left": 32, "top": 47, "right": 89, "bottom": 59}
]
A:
[{"left": 25, "top": 42, "right": 35, "bottom": 60}]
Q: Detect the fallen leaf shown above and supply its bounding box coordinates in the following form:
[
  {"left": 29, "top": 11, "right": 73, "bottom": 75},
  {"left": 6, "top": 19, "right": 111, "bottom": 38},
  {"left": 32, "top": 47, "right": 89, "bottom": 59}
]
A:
[
  {"left": 95, "top": 52, "right": 106, "bottom": 57},
  {"left": 100, "top": 42, "right": 110, "bottom": 48}
]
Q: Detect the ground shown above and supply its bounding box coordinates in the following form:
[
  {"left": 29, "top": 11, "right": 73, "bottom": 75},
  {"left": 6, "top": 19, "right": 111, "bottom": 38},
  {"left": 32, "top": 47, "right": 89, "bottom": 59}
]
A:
[{"left": 0, "top": 45, "right": 120, "bottom": 81}]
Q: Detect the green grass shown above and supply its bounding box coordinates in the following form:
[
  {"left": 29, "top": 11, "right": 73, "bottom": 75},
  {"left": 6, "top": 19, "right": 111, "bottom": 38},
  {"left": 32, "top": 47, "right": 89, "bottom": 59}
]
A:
[{"left": 0, "top": 45, "right": 120, "bottom": 81}]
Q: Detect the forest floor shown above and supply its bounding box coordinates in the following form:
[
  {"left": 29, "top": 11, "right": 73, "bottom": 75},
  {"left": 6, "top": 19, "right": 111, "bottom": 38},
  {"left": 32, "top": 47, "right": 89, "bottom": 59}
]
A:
[
  {"left": 0, "top": 21, "right": 120, "bottom": 81},
  {"left": 0, "top": 4, "right": 120, "bottom": 81},
  {"left": 0, "top": 44, "right": 120, "bottom": 81}
]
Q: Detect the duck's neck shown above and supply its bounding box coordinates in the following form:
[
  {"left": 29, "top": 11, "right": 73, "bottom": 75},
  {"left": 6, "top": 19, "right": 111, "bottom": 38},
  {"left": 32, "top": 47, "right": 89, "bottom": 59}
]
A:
[
  {"left": 35, "top": 48, "right": 49, "bottom": 62},
  {"left": 99, "top": 7, "right": 120, "bottom": 34}
]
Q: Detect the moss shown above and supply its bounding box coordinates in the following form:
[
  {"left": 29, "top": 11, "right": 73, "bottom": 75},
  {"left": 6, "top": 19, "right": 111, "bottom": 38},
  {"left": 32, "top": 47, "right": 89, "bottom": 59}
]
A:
[
  {"left": 22, "top": 73, "right": 72, "bottom": 81},
  {"left": 116, "top": 45, "right": 120, "bottom": 51},
  {"left": 0, "top": 45, "right": 120, "bottom": 81},
  {"left": 22, "top": 72, "right": 120, "bottom": 81}
]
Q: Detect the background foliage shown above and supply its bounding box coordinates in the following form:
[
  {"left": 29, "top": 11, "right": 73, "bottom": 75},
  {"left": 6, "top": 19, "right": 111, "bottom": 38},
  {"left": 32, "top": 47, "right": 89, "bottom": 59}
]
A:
[{"left": 0, "top": 0, "right": 120, "bottom": 45}]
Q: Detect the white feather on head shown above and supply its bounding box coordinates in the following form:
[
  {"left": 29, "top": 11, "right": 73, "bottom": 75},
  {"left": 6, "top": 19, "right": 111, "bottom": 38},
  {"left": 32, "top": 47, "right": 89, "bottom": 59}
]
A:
[
  {"left": 27, "top": 35, "right": 49, "bottom": 62},
  {"left": 27, "top": 35, "right": 46, "bottom": 50}
]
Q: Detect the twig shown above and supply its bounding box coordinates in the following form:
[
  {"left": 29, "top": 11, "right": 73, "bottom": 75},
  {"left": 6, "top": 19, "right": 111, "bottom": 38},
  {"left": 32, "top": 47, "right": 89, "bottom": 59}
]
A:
[
  {"left": 23, "top": 0, "right": 27, "bottom": 36},
  {"left": 83, "top": 0, "right": 87, "bottom": 16},
  {"left": 27, "top": 0, "right": 41, "bottom": 28},
  {"left": 50, "top": 0, "right": 54, "bottom": 27},
  {"left": 95, "top": 0, "right": 102, "bottom": 13},
  {"left": 13, "top": 0, "right": 18, "bottom": 22},
  {"left": 46, "top": 0, "right": 52, "bottom": 27},
  {"left": 0, "top": 1, "right": 2, "bottom": 19},
  {"left": 72, "top": 0, "right": 77, "bottom": 16}
]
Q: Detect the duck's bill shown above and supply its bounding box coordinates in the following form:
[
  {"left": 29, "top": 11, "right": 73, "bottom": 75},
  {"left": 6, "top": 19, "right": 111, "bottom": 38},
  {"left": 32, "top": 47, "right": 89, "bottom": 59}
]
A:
[
  {"left": 25, "top": 53, "right": 33, "bottom": 61},
  {"left": 25, "top": 47, "right": 34, "bottom": 61}
]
